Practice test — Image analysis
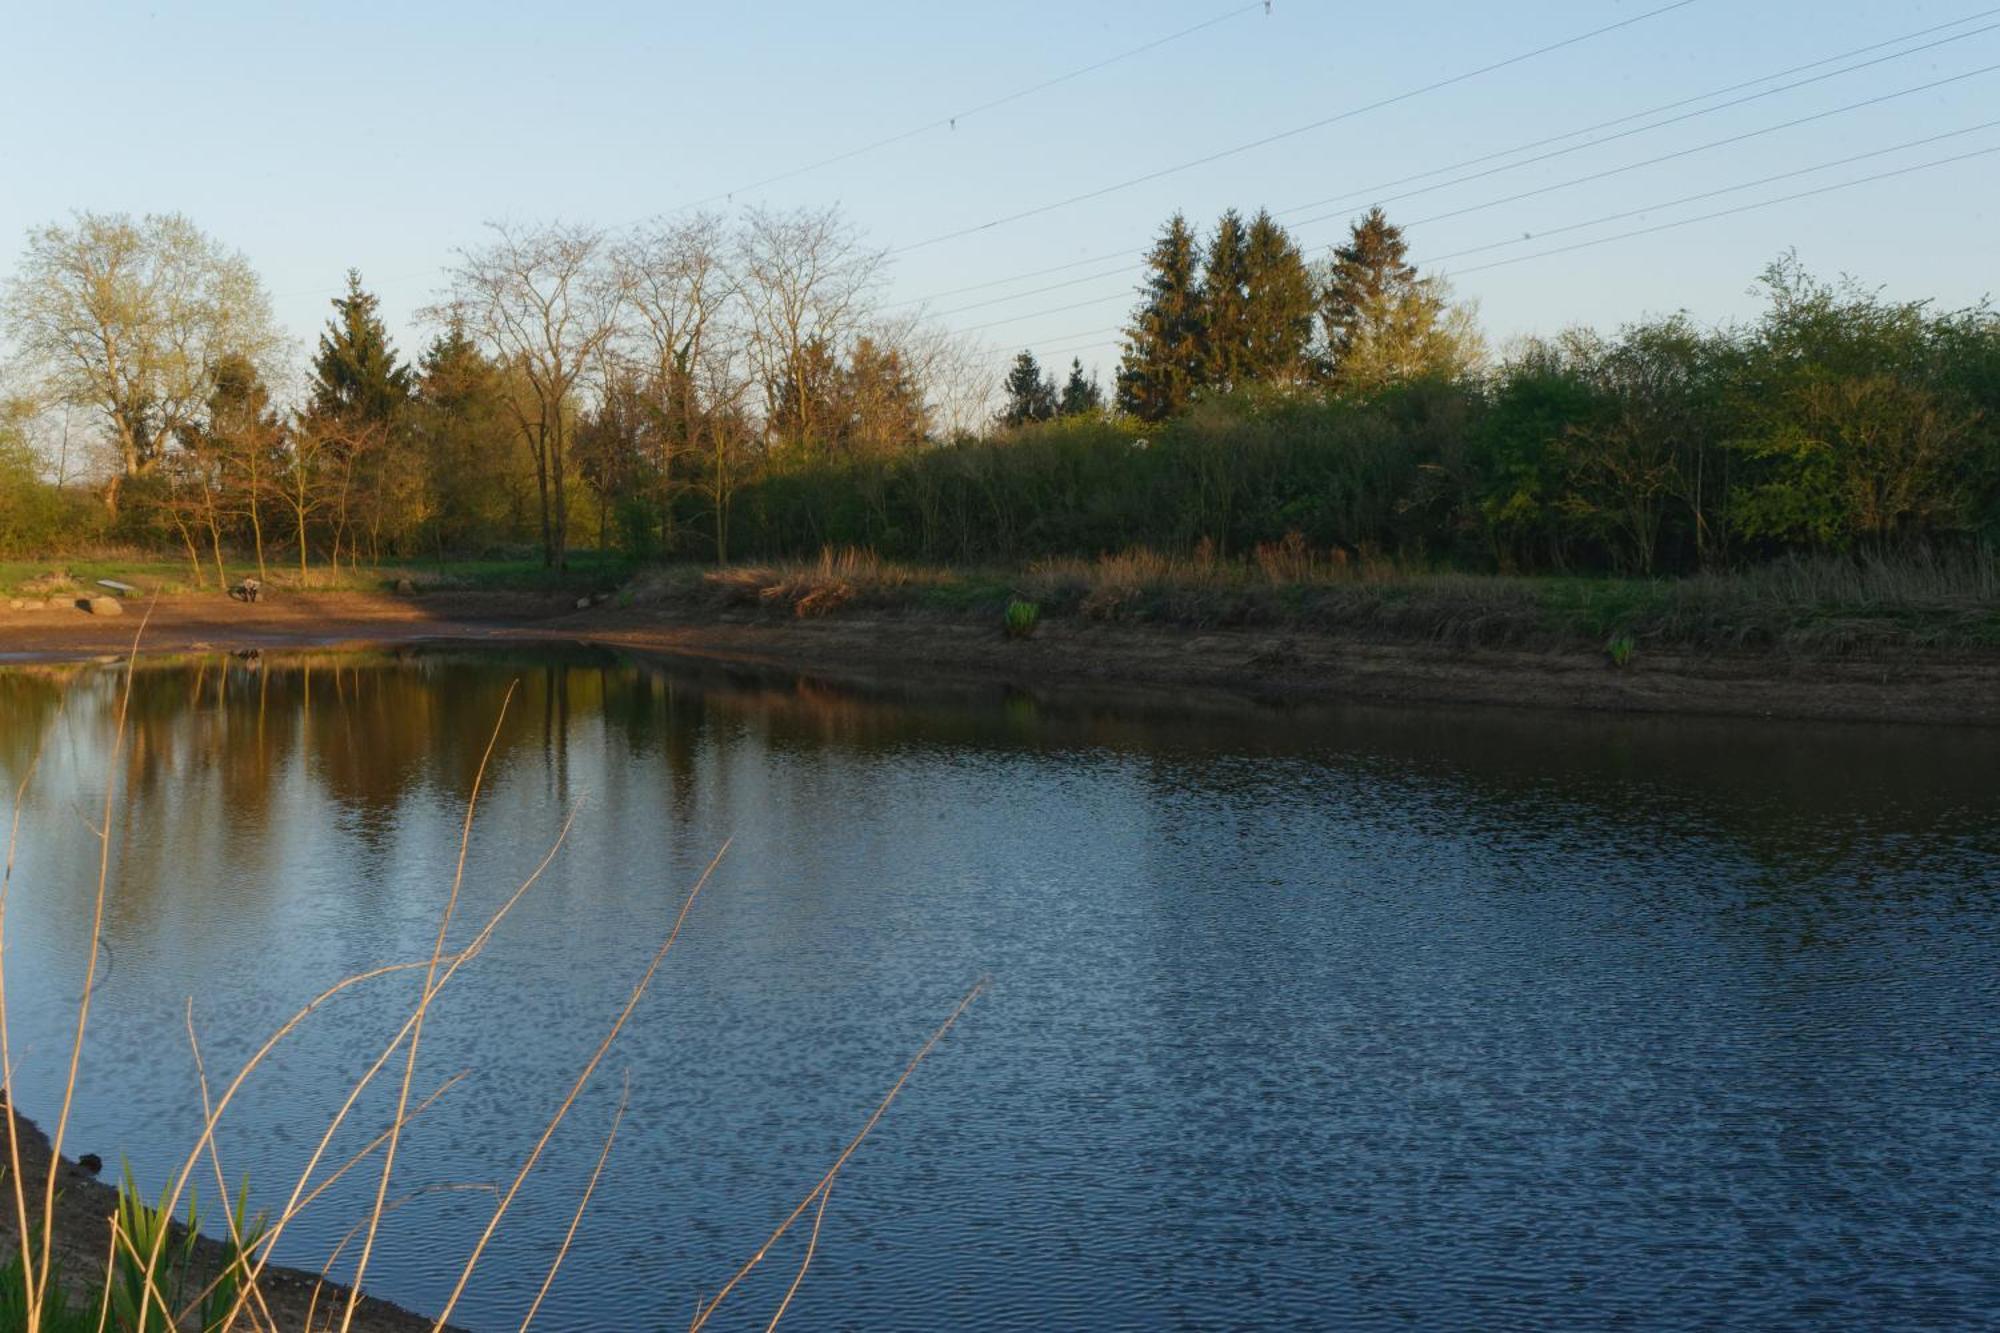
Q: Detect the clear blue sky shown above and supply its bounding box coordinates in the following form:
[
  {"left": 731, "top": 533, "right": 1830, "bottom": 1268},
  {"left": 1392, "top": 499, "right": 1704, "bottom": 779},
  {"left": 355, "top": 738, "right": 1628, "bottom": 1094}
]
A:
[{"left": 3, "top": 0, "right": 1995, "bottom": 386}]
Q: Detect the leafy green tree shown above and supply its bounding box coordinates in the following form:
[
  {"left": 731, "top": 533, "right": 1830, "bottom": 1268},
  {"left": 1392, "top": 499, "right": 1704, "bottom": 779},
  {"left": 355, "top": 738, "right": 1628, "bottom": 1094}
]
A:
[
  {"left": 1321, "top": 207, "right": 1482, "bottom": 393},
  {"left": 1199, "top": 209, "right": 1252, "bottom": 391},
  {"left": 0, "top": 397, "right": 72, "bottom": 554},
  {"left": 309, "top": 270, "right": 413, "bottom": 424},
  {"left": 1727, "top": 258, "right": 1984, "bottom": 553},
  {"left": 1117, "top": 214, "right": 1206, "bottom": 421},
  {"left": 411, "top": 318, "right": 521, "bottom": 552},
  {"left": 0, "top": 212, "right": 280, "bottom": 515},
  {"left": 999, "top": 350, "right": 1057, "bottom": 427},
  {"left": 1058, "top": 359, "right": 1104, "bottom": 418},
  {"left": 1241, "top": 210, "right": 1316, "bottom": 385}
]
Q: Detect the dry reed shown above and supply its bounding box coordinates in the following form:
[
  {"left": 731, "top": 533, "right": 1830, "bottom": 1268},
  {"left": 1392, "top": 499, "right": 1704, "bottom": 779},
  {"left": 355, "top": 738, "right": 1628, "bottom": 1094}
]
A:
[{"left": 0, "top": 622, "right": 983, "bottom": 1333}]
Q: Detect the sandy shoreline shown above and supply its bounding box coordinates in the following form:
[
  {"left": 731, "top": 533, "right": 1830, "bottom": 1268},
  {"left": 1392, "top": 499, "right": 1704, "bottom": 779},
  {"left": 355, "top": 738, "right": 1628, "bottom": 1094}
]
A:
[{"left": 2, "top": 588, "right": 1998, "bottom": 726}]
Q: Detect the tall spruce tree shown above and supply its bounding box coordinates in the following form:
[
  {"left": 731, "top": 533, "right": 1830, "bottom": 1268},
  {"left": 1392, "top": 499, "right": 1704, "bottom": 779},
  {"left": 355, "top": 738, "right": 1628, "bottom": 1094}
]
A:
[
  {"left": 1242, "top": 209, "right": 1316, "bottom": 384},
  {"left": 310, "top": 269, "right": 412, "bottom": 423},
  {"left": 999, "top": 350, "right": 1058, "bottom": 427},
  {"left": 412, "top": 317, "right": 514, "bottom": 550},
  {"left": 1321, "top": 207, "right": 1481, "bottom": 392},
  {"left": 1116, "top": 213, "right": 1206, "bottom": 422},
  {"left": 1322, "top": 208, "right": 1416, "bottom": 371},
  {"left": 1058, "top": 358, "right": 1104, "bottom": 417},
  {"left": 1199, "top": 209, "right": 1253, "bottom": 392}
]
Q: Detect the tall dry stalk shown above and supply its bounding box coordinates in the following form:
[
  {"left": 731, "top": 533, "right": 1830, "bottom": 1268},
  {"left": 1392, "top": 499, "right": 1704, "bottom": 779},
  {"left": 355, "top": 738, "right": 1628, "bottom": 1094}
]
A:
[
  {"left": 0, "top": 639, "right": 981, "bottom": 1333},
  {"left": 427, "top": 840, "right": 731, "bottom": 1331},
  {"left": 34, "top": 602, "right": 154, "bottom": 1327},
  {"left": 339, "top": 683, "right": 519, "bottom": 1333},
  {"left": 515, "top": 1076, "right": 629, "bottom": 1333},
  {"left": 0, "top": 677, "right": 68, "bottom": 1320},
  {"left": 688, "top": 977, "right": 986, "bottom": 1332}
]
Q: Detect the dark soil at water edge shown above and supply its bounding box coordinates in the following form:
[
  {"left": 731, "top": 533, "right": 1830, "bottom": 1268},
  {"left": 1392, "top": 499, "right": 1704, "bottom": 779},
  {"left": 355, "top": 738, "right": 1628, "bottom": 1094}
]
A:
[
  {"left": 0, "top": 1098, "right": 458, "bottom": 1333},
  {"left": 2, "top": 587, "right": 1999, "bottom": 725}
]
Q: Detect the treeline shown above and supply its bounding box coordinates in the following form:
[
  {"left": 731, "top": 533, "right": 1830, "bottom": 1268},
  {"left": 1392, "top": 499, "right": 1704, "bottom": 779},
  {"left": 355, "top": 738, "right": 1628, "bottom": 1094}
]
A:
[
  {"left": 2, "top": 206, "right": 1996, "bottom": 578},
  {"left": 732, "top": 254, "right": 2000, "bottom": 572},
  {"left": 0, "top": 208, "right": 983, "bottom": 573}
]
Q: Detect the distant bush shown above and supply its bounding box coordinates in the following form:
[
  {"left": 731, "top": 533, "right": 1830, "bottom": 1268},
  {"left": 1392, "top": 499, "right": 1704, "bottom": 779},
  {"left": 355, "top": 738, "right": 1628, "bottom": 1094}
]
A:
[
  {"left": 718, "top": 259, "right": 1998, "bottom": 577},
  {"left": 1003, "top": 598, "right": 1039, "bottom": 638},
  {"left": 0, "top": 416, "right": 103, "bottom": 555}
]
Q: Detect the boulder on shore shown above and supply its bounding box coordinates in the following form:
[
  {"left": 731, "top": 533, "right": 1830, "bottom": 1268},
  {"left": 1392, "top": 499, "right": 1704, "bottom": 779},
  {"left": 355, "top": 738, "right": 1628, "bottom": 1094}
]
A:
[{"left": 84, "top": 596, "right": 124, "bottom": 616}]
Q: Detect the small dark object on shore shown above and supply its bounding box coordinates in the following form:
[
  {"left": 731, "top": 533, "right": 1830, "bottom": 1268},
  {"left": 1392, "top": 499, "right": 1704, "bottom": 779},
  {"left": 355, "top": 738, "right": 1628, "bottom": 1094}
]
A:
[
  {"left": 230, "top": 578, "right": 262, "bottom": 603},
  {"left": 232, "top": 647, "right": 262, "bottom": 662},
  {"left": 75, "top": 1152, "right": 102, "bottom": 1175}
]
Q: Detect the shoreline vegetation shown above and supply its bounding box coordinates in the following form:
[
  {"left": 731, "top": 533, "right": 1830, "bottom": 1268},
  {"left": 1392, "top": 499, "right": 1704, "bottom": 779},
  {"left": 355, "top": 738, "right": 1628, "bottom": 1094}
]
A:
[
  {"left": 4, "top": 209, "right": 1997, "bottom": 732},
  {"left": 2, "top": 546, "right": 1997, "bottom": 726}
]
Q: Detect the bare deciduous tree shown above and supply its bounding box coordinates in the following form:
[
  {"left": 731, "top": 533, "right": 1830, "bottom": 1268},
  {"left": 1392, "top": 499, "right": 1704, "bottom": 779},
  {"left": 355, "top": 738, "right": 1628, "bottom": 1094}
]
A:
[
  {"left": 437, "top": 222, "right": 622, "bottom": 569},
  {"left": 616, "top": 214, "right": 740, "bottom": 551},
  {"left": 737, "top": 206, "right": 884, "bottom": 449}
]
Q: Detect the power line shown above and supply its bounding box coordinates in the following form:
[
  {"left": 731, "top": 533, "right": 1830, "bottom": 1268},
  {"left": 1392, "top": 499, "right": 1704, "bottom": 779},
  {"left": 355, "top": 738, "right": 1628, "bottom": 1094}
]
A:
[
  {"left": 271, "top": 4, "right": 1274, "bottom": 303},
  {"left": 931, "top": 61, "right": 2000, "bottom": 336},
  {"left": 962, "top": 127, "right": 2000, "bottom": 351},
  {"left": 1285, "top": 21, "right": 2000, "bottom": 229},
  {"left": 886, "top": 8, "right": 2000, "bottom": 314},
  {"left": 931, "top": 259, "right": 1137, "bottom": 318},
  {"left": 1275, "top": 5, "right": 2000, "bottom": 218},
  {"left": 671, "top": 2, "right": 1273, "bottom": 212},
  {"left": 1392, "top": 62, "right": 2000, "bottom": 233},
  {"left": 887, "top": 0, "right": 1703, "bottom": 255},
  {"left": 1445, "top": 144, "right": 2000, "bottom": 275},
  {"left": 1422, "top": 118, "right": 2000, "bottom": 264}
]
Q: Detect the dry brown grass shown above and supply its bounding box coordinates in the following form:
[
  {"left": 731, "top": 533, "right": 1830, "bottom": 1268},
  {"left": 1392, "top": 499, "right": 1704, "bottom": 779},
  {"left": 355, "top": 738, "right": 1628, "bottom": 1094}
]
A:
[
  {"left": 627, "top": 542, "right": 1999, "bottom": 656},
  {"left": 695, "top": 546, "right": 957, "bottom": 618}
]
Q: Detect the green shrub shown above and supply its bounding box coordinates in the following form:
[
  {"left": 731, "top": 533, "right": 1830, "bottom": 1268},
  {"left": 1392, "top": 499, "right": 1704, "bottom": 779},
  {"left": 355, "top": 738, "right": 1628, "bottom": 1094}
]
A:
[{"left": 1003, "top": 598, "right": 1040, "bottom": 638}]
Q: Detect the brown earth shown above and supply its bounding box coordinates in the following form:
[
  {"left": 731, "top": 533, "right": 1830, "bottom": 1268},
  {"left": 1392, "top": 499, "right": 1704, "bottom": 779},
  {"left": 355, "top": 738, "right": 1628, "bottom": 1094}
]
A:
[
  {"left": 1, "top": 588, "right": 1997, "bottom": 726},
  {"left": 0, "top": 1098, "right": 458, "bottom": 1332}
]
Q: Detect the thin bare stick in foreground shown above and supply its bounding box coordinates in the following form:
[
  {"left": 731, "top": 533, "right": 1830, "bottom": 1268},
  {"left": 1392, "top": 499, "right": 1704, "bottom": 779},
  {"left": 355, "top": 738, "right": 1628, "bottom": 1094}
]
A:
[
  {"left": 763, "top": 1178, "right": 835, "bottom": 1333},
  {"left": 185, "top": 1006, "right": 280, "bottom": 1332},
  {"left": 340, "top": 682, "right": 519, "bottom": 1333},
  {"left": 0, "top": 685, "right": 69, "bottom": 1315},
  {"left": 516, "top": 1074, "right": 631, "bottom": 1333},
  {"left": 428, "top": 839, "right": 733, "bottom": 1332},
  {"left": 687, "top": 977, "right": 987, "bottom": 1332},
  {"left": 210, "top": 801, "right": 582, "bottom": 1333},
  {"left": 39, "top": 600, "right": 154, "bottom": 1326}
]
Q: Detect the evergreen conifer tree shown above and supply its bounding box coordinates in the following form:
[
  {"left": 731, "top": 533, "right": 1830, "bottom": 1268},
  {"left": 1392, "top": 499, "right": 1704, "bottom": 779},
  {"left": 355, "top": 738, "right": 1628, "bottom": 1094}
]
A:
[
  {"left": 1058, "top": 358, "right": 1104, "bottom": 417},
  {"left": 1116, "top": 214, "right": 1205, "bottom": 421},
  {"left": 1241, "top": 210, "right": 1316, "bottom": 384},
  {"left": 999, "top": 350, "right": 1058, "bottom": 427},
  {"left": 1321, "top": 207, "right": 1482, "bottom": 393},
  {"left": 1199, "top": 209, "right": 1253, "bottom": 392},
  {"left": 310, "top": 269, "right": 413, "bottom": 423}
]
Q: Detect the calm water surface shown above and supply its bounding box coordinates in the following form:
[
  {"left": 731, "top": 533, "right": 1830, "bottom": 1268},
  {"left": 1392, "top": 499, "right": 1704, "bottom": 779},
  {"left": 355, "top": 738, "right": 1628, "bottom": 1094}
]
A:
[{"left": 1, "top": 648, "right": 1996, "bottom": 1331}]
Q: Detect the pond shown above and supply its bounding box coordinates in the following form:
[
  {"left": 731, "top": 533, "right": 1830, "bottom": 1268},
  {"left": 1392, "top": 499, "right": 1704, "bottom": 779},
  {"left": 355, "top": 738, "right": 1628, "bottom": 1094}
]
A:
[{"left": 1, "top": 647, "right": 1997, "bottom": 1331}]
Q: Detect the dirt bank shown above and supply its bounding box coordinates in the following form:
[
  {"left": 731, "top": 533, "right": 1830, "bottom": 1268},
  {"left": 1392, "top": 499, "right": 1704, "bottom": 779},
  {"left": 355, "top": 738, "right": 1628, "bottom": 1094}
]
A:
[
  {"left": 0, "top": 1097, "right": 458, "bottom": 1332},
  {"left": 3, "top": 589, "right": 1998, "bottom": 726}
]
